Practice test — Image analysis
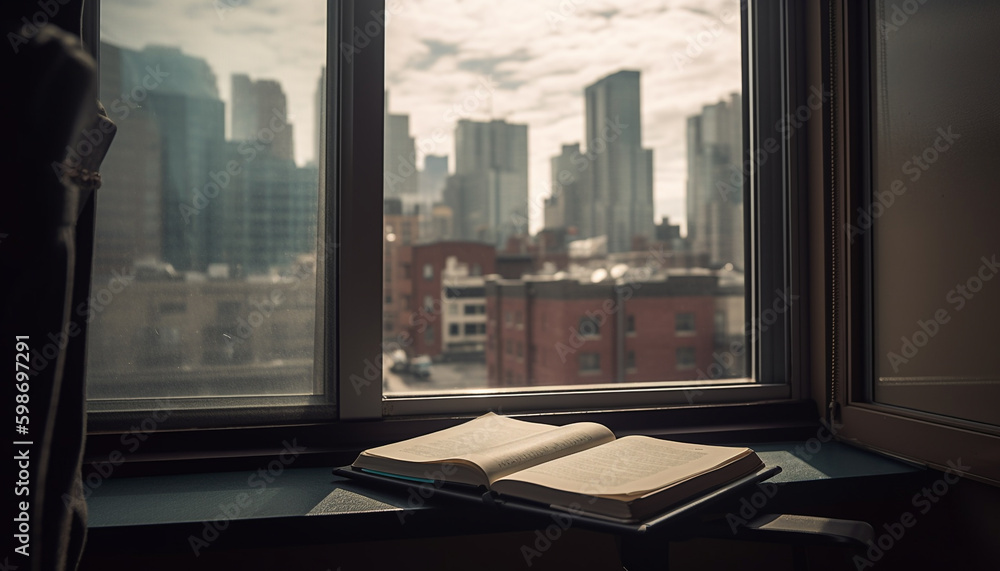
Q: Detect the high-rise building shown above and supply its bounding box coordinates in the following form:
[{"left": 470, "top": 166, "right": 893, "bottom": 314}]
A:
[
  {"left": 94, "top": 42, "right": 164, "bottom": 282},
  {"left": 217, "top": 146, "right": 319, "bottom": 275},
  {"left": 384, "top": 92, "right": 418, "bottom": 197},
  {"left": 445, "top": 119, "right": 529, "bottom": 247},
  {"left": 582, "top": 70, "right": 655, "bottom": 253},
  {"left": 544, "top": 143, "right": 586, "bottom": 234},
  {"left": 102, "top": 44, "right": 227, "bottom": 272},
  {"left": 231, "top": 73, "right": 295, "bottom": 162},
  {"left": 686, "top": 93, "right": 743, "bottom": 269},
  {"left": 420, "top": 154, "right": 448, "bottom": 202}
]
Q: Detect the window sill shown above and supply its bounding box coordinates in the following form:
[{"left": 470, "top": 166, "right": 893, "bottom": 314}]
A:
[{"left": 82, "top": 440, "right": 921, "bottom": 556}]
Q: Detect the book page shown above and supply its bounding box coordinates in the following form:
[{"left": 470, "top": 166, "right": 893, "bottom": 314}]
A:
[
  {"left": 464, "top": 422, "right": 615, "bottom": 483},
  {"left": 495, "top": 435, "right": 752, "bottom": 497},
  {"left": 363, "top": 413, "right": 554, "bottom": 463}
]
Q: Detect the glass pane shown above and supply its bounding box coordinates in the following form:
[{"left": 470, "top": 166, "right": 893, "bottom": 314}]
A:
[
  {"left": 383, "top": 0, "right": 745, "bottom": 393},
  {"left": 871, "top": 0, "right": 1000, "bottom": 425},
  {"left": 86, "top": 0, "right": 327, "bottom": 400}
]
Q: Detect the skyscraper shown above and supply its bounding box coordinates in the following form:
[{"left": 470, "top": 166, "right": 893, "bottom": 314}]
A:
[
  {"left": 686, "top": 93, "right": 743, "bottom": 270},
  {"left": 105, "top": 45, "right": 226, "bottom": 272},
  {"left": 446, "top": 119, "right": 529, "bottom": 247},
  {"left": 384, "top": 92, "right": 418, "bottom": 197},
  {"left": 231, "top": 73, "right": 295, "bottom": 162},
  {"left": 94, "top": 42, "right": 164, "bottom": 282},
  {"left": 420, "top": 154, "right": 449, "bottom": 202},
  {"left": 582, "top": 70, "right": 655, "bottom": 253},
  {"left": 544, "top": 143, "right": 586, "bottom": 233}
]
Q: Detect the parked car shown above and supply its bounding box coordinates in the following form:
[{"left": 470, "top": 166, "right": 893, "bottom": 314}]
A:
[{"left": 388, "top": 350, "right": 432, "bottom": 379}]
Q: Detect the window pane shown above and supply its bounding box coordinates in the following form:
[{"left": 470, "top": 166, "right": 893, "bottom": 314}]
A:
[
  {"left": 383, "top": 0, "right": 746, "bottom": 392},
  {"left": 87, "top": 1, "right": 326, "bottom": 400},
  {"left": 870, "top": 0, "right": 1000, "bottom": 426}
]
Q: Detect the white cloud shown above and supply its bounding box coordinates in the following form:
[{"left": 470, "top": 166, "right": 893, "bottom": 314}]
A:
[
  {"left": 387, "top": 0, "right": 743, "bottom": 232},
  {"left": 101, "top": 0, "right": 742, "bottom": 232}
]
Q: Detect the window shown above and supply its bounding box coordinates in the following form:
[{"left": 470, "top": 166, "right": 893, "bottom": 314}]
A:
[
  {"left": 516, "top": 341, "right": 523, "bottom": 359},
  {"left": 449, "top": 324, "right": 459, "bottom": 336},
  {"left": 86, "top": 0, "right": 326, "bottom": 406},
  {"left": 830, "top": 0, "right": 1000, "bottom": 482},
  {"left": 85, "top": 0, "right": 799, "bottom": 433},
  {"left": 579, "top": 353, "right": 601, "bottom": 374},
  {"left": 378, "top": 0, "right": 769, "bottom": 403},
  {"left": 626, "top": 351, "right": 637, "bottom": 372},
  {"left": 676, "top": 313, "right": 696, "bottom": 335},
  {"left": 578, "top": 316, "right": 601, "bottom": 339},
  {"left": 676, "top": 347, "right": 696, "bottom": 371}
]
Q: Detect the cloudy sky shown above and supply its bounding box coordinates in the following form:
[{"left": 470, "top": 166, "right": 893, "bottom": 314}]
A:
[{"left": 102, "top": 0, "right": 741, "bottom": 233}]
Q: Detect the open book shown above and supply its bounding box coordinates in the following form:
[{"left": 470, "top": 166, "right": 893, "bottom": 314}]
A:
[{"left": 350, "top": 413, "right": 765, "bottom": 522}]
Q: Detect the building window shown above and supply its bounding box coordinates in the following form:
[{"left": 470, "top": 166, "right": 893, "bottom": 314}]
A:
[
  {"left": 505, "top": 339, "right": 512, "bottom": 355},
  {"left": 516, "top": 341, "right": 523, "bottom": 359},
  {"left": 464, "top": 304, "right": 484, "bottom": 315},
  {"left": 464, "top": 323, "right": 478, "bottom": 335},
  {"left": 471, "top": 263, "right": 482, "bottom": 276},
  {"left": 579, "top": 353, "right": 600, "bottom": 373},
  {"left": 515, "top": 311, "right": 523, "bottom": 328},
  {"left": 449, "top": 324, "right": 459, "bottom": 336},
  {"left": 449, "top": 303, "right": 458, "bottom": 315},
  {"left": 423, "top": 263, "right": 433, "bottom": 280},
  {"left": 424, "top": 325, "right": 434, "bottom": 345},
  {"left": 676, "top": 347, "right": 696, "bottom": 371},
  {"left": 626, "top": 351, "right": 636, "bottom": 372},
  {"left": 676, "top": 312, "right": 696, "bottom": 335},
  {"left": 578, "top": 316, "right": 601, "bottom": 338},
  {"left": 505, "top": 311, "right": 513, "bottom": 327},
  {"left": 626, "top": 314, "right": 636, "bottom": 336},
  {"left": 423, "top": 295, "right": 434, "bottom": 312}
]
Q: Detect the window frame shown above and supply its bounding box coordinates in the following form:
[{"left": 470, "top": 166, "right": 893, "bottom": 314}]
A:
[
  {"left": 377, "top": 0, "right": 809, "bottom": 417},
  {"left": 827, "top": 0, "right": 1000, "bottom": 485},
  {"left": 81, "top": 0, "right": 817, "bottom": 456}
]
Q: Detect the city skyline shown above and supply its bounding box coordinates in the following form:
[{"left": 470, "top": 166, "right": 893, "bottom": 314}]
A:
[{"left": 102, "top": 0, "right": 742, "bottom": 233}]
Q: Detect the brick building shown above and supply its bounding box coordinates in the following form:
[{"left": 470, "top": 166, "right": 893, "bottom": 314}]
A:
[
  {"left": 382, "top": 198, "right": 420, "bottom": 339},
  {"left": 486, "top": 273, "right": 722, "bottom": 387},
  {"left": 389, "top": 241, "right": 496, "bottom": 358}
]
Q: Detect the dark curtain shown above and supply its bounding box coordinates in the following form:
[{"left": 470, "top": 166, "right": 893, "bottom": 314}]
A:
[{"left": 2, "top": 2, "right": 109, "bottom": 569}]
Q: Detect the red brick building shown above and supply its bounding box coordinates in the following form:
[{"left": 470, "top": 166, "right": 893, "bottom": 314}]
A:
[
  {"left": 392, "top": 241, "right": 496, "bottom": 358},
  {"left": 486, "top": 275, "right": 720, "bottom": 387}
]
